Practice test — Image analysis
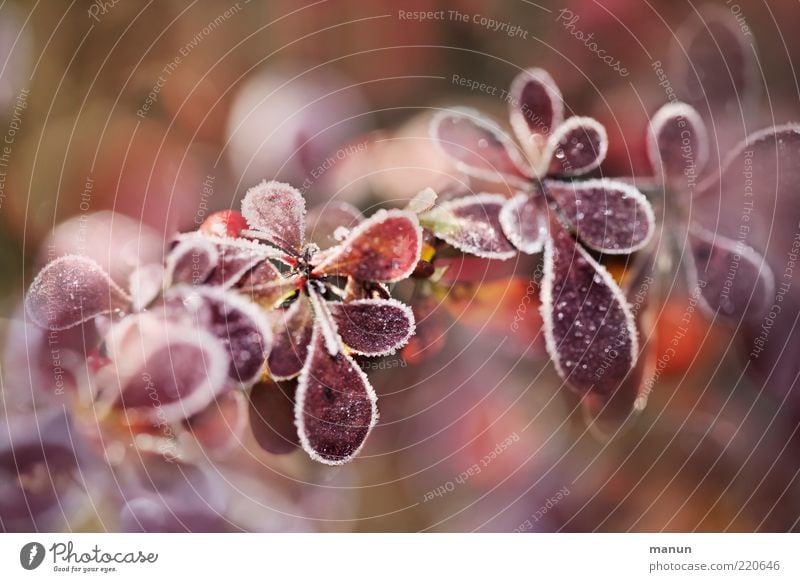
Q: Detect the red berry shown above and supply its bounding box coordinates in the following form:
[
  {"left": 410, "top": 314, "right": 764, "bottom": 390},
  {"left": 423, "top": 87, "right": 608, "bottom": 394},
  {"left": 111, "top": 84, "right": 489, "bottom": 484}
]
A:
[{"left": 199, "top": 210, "right": 248, "bottom": 238}]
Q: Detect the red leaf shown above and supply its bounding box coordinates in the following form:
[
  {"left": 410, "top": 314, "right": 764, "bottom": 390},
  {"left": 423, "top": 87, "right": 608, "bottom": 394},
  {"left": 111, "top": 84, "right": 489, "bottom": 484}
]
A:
[{"left": 312, "top": 209, "right": 422, "bottom": 283}]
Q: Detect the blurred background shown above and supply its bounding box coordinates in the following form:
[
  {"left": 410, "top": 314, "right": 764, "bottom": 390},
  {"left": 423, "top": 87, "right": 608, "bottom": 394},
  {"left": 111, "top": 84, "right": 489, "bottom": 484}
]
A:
[{"left": 2, "top": 0, "right": 800, "bottom": 532}]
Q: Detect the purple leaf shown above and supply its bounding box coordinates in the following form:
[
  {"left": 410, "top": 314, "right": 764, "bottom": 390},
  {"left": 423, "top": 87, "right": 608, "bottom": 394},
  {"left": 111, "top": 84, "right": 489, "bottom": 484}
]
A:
[
  {"left": 545, "top": 116, "right": 608, "bottom": 177},
  {"left": 267, "top": 295, "right": 314, "bottom": 380},
  {"left": 248, "top": 379, "right": 299, "bottom": 455},
  {"left": 306, "top": 201, "right": 363, "bottom": 249},
  {"left": 295, "top": 324, "right": 378, "bottom": 465},
  {"left": 25, "top": 255, "right": 130, "bottom": 330},
  {"left": 545, "top": 178, "right": 654, "bottom": 254},
  {"left": 499, "top": 192, "right": 549, "bottom": 254},
  {"left": 540, "top": 221, "right": 638, "bottom": 395},
  {"left": 430, "top": 107, "right": 531, "bottom": 186},
  {"left": 647, "top": 102, "right": 709, "bottom": 190},
  {"left": 241, "top": 180, "right": 306, "bottom": 250},
  {"left": 329, "top": 298, "right": 415, "bottom": 356},
  {"left": 163, "top": 287, "right": 272, "bottom": 385},
  {"left": 508, "top": 68, "right": 563, "bottom": 155},
  {"left": 104, "top": 313, "right": 230, "bottom": 423},
  {"left": 686, "top": 225, "right": 775, "bottom": 320},
  {"left": 166, "top": 237, "right": 218, "bottom": 286},
  {"left": 673, "top": 5, "right": 757, "bottom": 113},
  {"left": 312, "top": 209, "right": 422, "bottom": 283},
  {"left": 421, "top": 193, "right": 517, "bottom": 259}
]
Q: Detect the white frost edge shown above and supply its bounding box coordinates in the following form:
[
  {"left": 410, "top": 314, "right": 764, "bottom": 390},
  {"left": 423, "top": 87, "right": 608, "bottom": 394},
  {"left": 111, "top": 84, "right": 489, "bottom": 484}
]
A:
[
  {"left": 498, "top": 192, "right": 548, "bottom": 255},
  {"left": 541, "top": 116, "right": 609, "bottom": 177},
  {"left": 104, "top": 312, "right": 231, "bottom": 424},
  {"left": 166, "top": 284, "right": 274, "bottom": 386},
  {"left": 546, "top": 178, "right": 656, "bottom": 255},
  {"left": 241, "top": 179, "right": 307, "bottom": 249},
  {"left": 313, "top": 208, "right": 424, "bottom": 283},
  {"left": 328, "top": 297, "right": 416, "bottom": 357},
  {"left": 422, "top": 193, "right": 518, "bottom": 260},
  {"left": 307, "top": 284, "right": 342, "bottom": 357},
  {"left": 647, "top": 102, "right": 709, "bottom": 184},
  {"left": 25, "top": 254, "right": 132, "bottom": 331},
  {"left": 508, "top": 67, "right": 564, "bottom": 162},
  {"left": 429, "top": 107, "right": 532, "bottom": 188},
  {"left": 294, "top": 323, "right": 379, "bottom": 466},
  {"left": 165, "top": 236, "right": 219, "bottom": 287},
  {"left": 539, "top": 234, "right": 639, "bottom": 387}
]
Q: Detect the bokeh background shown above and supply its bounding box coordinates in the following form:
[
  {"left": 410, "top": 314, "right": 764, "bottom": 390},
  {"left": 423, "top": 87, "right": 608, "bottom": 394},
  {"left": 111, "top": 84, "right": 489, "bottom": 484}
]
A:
[{"left": 2, "top": 0, "right": 800, "bottom": 532}]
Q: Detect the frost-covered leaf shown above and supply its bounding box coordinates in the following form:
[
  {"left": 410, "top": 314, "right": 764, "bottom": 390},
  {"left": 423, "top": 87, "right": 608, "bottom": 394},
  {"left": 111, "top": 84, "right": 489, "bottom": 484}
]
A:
[
  {"left": 163, "top": 287, "right": 272, "bottom": 385},
  {"left": 295, "top": 324, "right": 378, "bottom": 465},
  {"left": 248, "top": 379, "right": 299, "bottom": 455},
  {"left": 329, "top": 298, "right": 415, "bottom": 356},
  {"left": 241, "top": 180, "right": 306, "bottom": 250},
  {"left": 540, "top": 221, "right": 638, "bottom": 395},
  {"left": 544, "top": 117, "right": 608, "bottom": 176},
  {"left": 647, "top": 102, "right": 709, "bottom": 190},
  {"left": 499, "top": 192, "right": 548, "bottom": 254},
  {"left": 313, "top": 209, "right": 422, "bottom": 282},
  {"left": 267, "top": 295, "right": 314, "bottom": 380},
  {"left": 508, "top": 68, "right": 563, "bottom": 157},
  {"left": 25, "top": 255, "right": 130, "bottom": 330},
  {"left": 104, "top": 313, "right": 230, "bottom": 423},
  {"left": 430, "top": 107, "right": 531, "bottom": 185},
  {"left": 306, "top": 201, "right": 363, "bottom": 249},
  {"left": 406, "top": 187, "right": 438, "bottom": 214},
  {"left": 545, "top": 179, "right": 654, "bottom": 253},
  {"left": 129, "top": 264, "right": 164, "bottom": 312},
  {"left": 421, "top": 194, "right": 517, "bottom": 259},
  {"left": 166, "top": 237, "right": 218, "bottom": 286},
  {"left": 687, "top": 225, "right": 774, "bottom": 320}
]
